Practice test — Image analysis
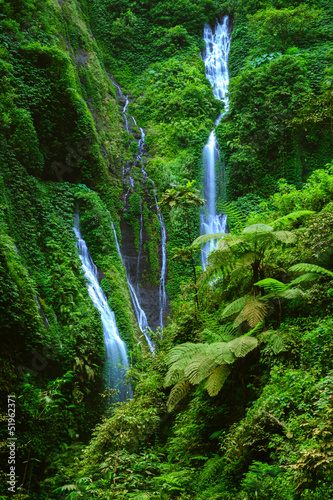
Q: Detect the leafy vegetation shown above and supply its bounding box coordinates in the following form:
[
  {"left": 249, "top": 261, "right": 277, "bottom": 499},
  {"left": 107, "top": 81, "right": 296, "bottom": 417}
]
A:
[{"left": 1, "top": 0, "right": 333, "bottom": 499}]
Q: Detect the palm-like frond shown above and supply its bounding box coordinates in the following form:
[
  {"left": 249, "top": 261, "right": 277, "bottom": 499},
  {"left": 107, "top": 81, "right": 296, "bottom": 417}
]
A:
[
  {"left": 273, "top": 230, "right": 297, "bottom": 244},
  {"left": 192, "top": 233, "right": 225, "bottom": 247},
  {"left": 206, "top": 342, "right": 236, "bottom": 364},
  {"left": 239, "top": 297, "right": 267, "bottom": 328},
  {"left": 218, "top": 202, "right": 247, "bottom": 232},
  {"left": 290, "top": 273, "right": 319, "bottom": 284},
  {"left": 278, "top": 288, "right": 303, "bottom": 299},
  {"left": 242, "top": 223, "right": 274, "bottom": 233},
  {"left": 205, "top": 365, "right": 230, "bottom": 396},
  {"left": 165, "top": 343, "right": 206, "bottom": 366},
  {"left": 220, "top": 296, "right": 246, "bottom": 320},
  {"left": 184, "top": 354, "right": 219, "bottom": 385},
  {"left": 167, "top": 377, "right": 191, "bottom": 412},
  {"left": 164, "top": 357, "right": 189, "bottom": 388},
  {"left": 228, "top": 336, "right": 258, "bottom": 357},
  {"left": 289, "top": 263, "right": 333, "bottom": 278},
  {"left": 270, "top": 210, "right": 315, "bottom": 228},
  {"left": 255, "top": 278, "right": 287, "bottom": 293}
]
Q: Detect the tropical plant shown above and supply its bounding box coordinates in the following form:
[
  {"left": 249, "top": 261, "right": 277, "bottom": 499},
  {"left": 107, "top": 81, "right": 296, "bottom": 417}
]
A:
[{"left": 164, "top": 335, "right": 258, "bottom": 411}]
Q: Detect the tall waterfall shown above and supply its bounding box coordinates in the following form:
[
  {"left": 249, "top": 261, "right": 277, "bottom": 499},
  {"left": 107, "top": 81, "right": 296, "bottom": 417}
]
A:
[
  {"left": 109, "top": 75, "right": 168, "bottom": 334},
  {"left": 111, "top": 221, "right": 155, "bottom": 353},
  {"left": 73, "top": 215, "right": 132, "bottom": 401},
  {"left": 200, "top": 16, "right": 231, "bottom": 269}
]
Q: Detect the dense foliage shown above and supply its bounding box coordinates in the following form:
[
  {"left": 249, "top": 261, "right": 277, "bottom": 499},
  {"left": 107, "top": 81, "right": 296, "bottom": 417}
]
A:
[{"left": 1, "top": 0, "right": 333, "bottom": 499}]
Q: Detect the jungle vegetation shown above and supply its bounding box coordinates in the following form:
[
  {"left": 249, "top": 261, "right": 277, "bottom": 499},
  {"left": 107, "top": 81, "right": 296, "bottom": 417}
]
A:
[{"left": 1, "top": 0, "right": 333, "bottom": 499}]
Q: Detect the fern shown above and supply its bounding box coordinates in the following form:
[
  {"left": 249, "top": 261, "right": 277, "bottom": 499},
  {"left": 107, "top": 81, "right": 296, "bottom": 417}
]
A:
[
  {"left": 192, "top": 233, "right": 225, "bottom": 247},
  {"left": 270, "top": 210, "right": 315, "bottom": 228},
  {"left": 273, "top": 230, "right": 297, "bottom": 244},
  {"left": 258, "top": 330, "right": 286, "bottom": 354},
  {"left": 255, "top": 278, "right": 288, "bottom": 293},
  {"left": 291, "top": 273, "right": 320, "bottom": 284},
  {"left": 228, "top": 336, "right": 258, "bottom": 357},
  {"left": 166, "top": 343, "right": 206, "bottom": 366},
  {"left": 206, "top": 343, "right": 236, "bottom": 364},
  {"left": 164, "top": 357, "right": 188, "bottom": 387},
  {"left": 218, "top": 201, "right": 247, "bottom": 232},
  {"left": 220, "top": 296, "right": 246, "bottom": 319},
  {"left": 289, "top": 263, "right": 333, "bottom": 278},
  {"left": 167, "top": 378, "right": 191, "bottom": 412},
  {"left": 205, "top": 365, "right": 230, "bottom": 396},
  {"left": 243, "top": 223, "right": 274, "bottom": 233},
  {"left": 184, "top": 354, "right": 219, "bottom": 385}
]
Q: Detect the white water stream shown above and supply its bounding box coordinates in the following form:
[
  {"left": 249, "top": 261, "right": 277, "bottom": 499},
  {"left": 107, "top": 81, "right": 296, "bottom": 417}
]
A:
[
  {"left": 200, "top": 16, "right": 231, "bottom": 269},
  {"left": 109, "top": 76, "right": 168, "bottom": 334},
  {"left": 73, "top": 215, "right": 132, "bottom": 401}
]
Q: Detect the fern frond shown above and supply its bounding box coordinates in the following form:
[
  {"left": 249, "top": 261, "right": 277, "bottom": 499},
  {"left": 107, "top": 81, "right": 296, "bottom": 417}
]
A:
[
  {"left": 278, "top": 288, "right": 303, "bottom": 299},
  {"left": 184, "top": 354, "right": 218, "bottom": 385},
  {"left": 220, "top": 296, "right": 246, "bottom": 319},
  {"left": 242, "top": 223, "right": 273, "bottom": 233},
  {"left": 164, "top": 357, "right": 189, "bottom": 388},
  {"left": 245, "top": 320, "right": 265, "bottom": 337},
  {"left": 198, "top": 455, "right": 225, "bottom": 487},
  {"left": 291, "top": 273, "right": 320, "bottom": 284},
  {"left": 165, "top": 343, "right": 206, "bottom": 366},
  {"left": 289, "top": 263, "right": 333, "bottom": 278},
  {"left": 192, "top": 233, "right": 225, "bottom": 247},
  {"left": 205, "top": 365, "right": 230, "bottom": 396},
  {"left": 258, "top": 330, "right": 286, "bottom": 354},
  {"left": 255, "top": 278, "right": 287, "bottom": 293},
  {"left": 273, "top": 230, "right": 297, "bottom": 244},
  {"left": 241, "top": 297, "right": 267, "bottom": 328},
  {"left": 228, "top": 336, "right": 258, "bottom": 358},
  {"left": 218, "top": 201, "right": 247, "bottom": 232},
  {"left": 167, "top": 378, "right": 191, "bottom": 412},
  {"left": 206, "top": 343, "right": 236, "bottom": 364},
  {"left": 270, "top": 210, "right": 315, "bottom": 228}
]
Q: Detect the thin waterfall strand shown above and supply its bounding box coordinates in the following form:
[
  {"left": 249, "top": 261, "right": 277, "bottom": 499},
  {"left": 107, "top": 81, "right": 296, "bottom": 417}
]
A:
[
  {"left": 200, "top": 16, "right": 231, "bottom": 269},
  {"left": 111, "top": 222, "right": 155, "bottom": 353},
  {"left": 73, "top": 215, "right": 132, "bottom": 401}
]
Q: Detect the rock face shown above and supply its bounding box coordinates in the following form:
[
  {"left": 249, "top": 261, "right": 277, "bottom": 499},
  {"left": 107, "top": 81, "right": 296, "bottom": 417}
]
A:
[{"left": 120, "top": 205, "right": 168, "bottom": 333}]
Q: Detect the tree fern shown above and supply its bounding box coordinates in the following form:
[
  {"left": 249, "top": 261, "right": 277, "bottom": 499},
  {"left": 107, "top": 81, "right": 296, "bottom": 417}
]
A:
[
  {"left": 205, "top": 365, "right": 230, "bottom": 396},
  {"left": 255, "top": 278, "right": 287, "bottom": 293},
  {"left": 167, "top": 377, "right": 191, "bottom": 412},
  {"left": 164, "top": 357, "right": 189, "bottom": 388},
  {"left": 228, "top": 336, "right": 258, "bottom": 357},
  {"left": 289, "top": 263, "right": 333, "bottom": 278},
  {"left": 273, "top": 230, "right": 297, "bottom": 244},
  {"left": 206, "top": 343, "right": 236, "bottom": 364},
  {"left": 270, "top": 210, "right": 315, "bottom": 229},
  {"left": 166, "top": 343, "right": 206, "bottom": 366},
  {"left": 243, "top": 223, "right": 274, "bottom": 233},
  {"left": 258, "top": 330, "right": 286, "bottom": 354},
  {"left": 291, "top": 273, "right": 320, "bottom": 284},
  {"left": 192, "top": 233, "right": 225, "bottom": 247},
  {"left": 218, "top": 201, "right": 247, "bottom": 233},
  {"left": 184, "top": 354, "right": 219, "bottom": 385},
  {"left": 220, "top": 296, "right": 246, "bottom": 320}
]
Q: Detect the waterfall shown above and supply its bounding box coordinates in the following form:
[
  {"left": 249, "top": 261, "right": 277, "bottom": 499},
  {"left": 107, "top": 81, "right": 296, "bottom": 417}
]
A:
[
  {"left": 73, "top": 215, "right": 132, "bottom": 401},
  {"left": 109, "top": 74, "right": 168, "bottom": 331},
  {"left": 200, "top": 16, "right": 231, "bottom": 269},
  {"left": 111, "top": 221, "right": 155, "bottom": 353}
]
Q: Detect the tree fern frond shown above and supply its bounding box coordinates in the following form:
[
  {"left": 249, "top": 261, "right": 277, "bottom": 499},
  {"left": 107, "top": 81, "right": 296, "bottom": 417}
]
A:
[
  {"left": 245, "top": 320, "right": 266, "bottom": 337},
  {"left": 205, "top": 365, "right": 230, "bottom": 396},
  {"left": 291, "top": 273, "right": 320, "bottom": 284},
  {"left": 221, "top": 296, "right": 246, "bottom": 319},
  {"left": 206, "top": 343, "right": 236, "bottom": 364},
  {"left": 165, "top": 343, "right": 206, "bottom": 366},
  {"left": 167, "top": 378, "right": 191, "bottom": 412},
  {"left": 273, "top": 230, "right": 297, "bottom": 244},
  {"left": 228, "top": 336, "right": 258, "bottom": 358},
  {"left": 232, "top": 309, "right": 246, "bottom": 328},
  {"left": 192, "top": 233, "right": 225, "bottom": 247},
  {"left": 255, "top": 278, "right": 287, "bottom": 292},
  {"left": 242, "top": 297, "right": 267, "bottom": 328},
  {"left": 198, "top": 455, "right": 225, "bottom": 487},
  {"left": 164, "top": 357, "right": 188, "bottom": 388},
  {"left": 278, "top": 288, "right": 303, "bottom": 299},
  {"left": 184, "top": 354, "right": 218, "bottom": 385},
  {"left": 258, "top": 330, "right": 286, "bottom": 354},
  {"left": 218, "top": 323, "right": 238, "bottom": 341},
  {"left": 242, "top": 223, "right": 273, "bottom": 233},
  {"left": 270, "top": 210, "right": 315, "bottom": 228},
  {"left": 289, "top": 263, "right": 333, "bottom": 278}
]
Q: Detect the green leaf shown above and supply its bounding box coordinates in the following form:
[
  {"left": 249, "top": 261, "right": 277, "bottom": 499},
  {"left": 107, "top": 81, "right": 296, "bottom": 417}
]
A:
[
  {"left": 205, "top": 365, "right": 230, "bottom": 396},
  {"left": 228, "top": 336, "right": 258, "bottom": 358},
  {"left": 242, "top": 224, "right": 273, "bottom": 233},
  {"left": 167, "top": 378, "right": 191, "bottom": 412},
  {"left": 221, "top": 296, "right": 246, "bottom": 319}
]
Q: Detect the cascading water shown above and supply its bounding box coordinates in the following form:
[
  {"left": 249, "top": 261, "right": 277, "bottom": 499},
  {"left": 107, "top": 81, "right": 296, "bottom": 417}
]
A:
[
  {"left": 109, "top": 75, "right": 168, "bottom": 333},
  {"left": 200, "top": 16, "right": 231, "bottom": 269},
  {"left": 111, "top": 222, "right": 155, "bottom": 353},
  {"left": 73, "top": 215, "right": 132, "bottom": 401}
]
